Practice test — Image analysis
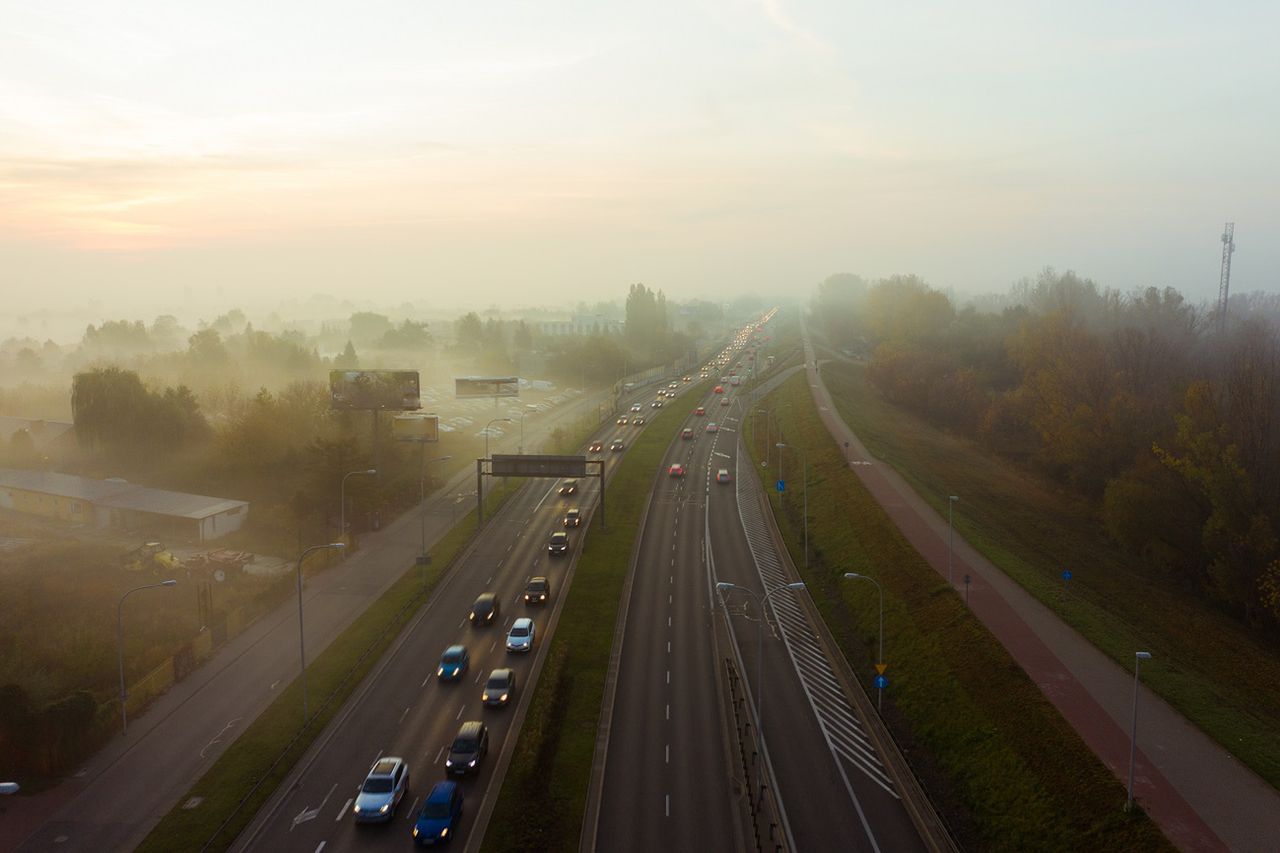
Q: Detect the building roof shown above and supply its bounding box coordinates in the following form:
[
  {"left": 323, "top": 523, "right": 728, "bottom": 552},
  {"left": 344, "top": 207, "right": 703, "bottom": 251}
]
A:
[
  {"left": 0, "top": 417, "right": 75, "bottom": 450},
  {"left": 0, "top": 468, "right": 247, "bottom": 520}
]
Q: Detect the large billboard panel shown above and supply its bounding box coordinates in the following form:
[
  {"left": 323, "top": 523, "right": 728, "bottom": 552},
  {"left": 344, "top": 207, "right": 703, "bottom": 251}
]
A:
[
  {"left": 490, "top": 454, "right": 586, "bottom": 478},
  {"left": 456, "top": 377, "right": 520, "bottom": 399},
  {"left": 330, "top": 370, "right": 421, "bottom": 411},
  {"left": 393, "top": 414, "right": 439, "bottom": 442}
]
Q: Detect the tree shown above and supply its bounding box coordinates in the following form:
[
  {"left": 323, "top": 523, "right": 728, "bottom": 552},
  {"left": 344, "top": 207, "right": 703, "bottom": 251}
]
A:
[
  {"left": 334, "top": 341, "right": 359, "bottom": 368},
  {"left": 349, "top": 312, "right": 393, "bottom": 344}
]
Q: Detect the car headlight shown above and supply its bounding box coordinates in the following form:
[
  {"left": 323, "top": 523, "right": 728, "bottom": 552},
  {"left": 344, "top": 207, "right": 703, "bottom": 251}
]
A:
[
  {"left": 469, "top": 758, "right": 477, "bottom": 767},
  {"left": 482, "top": 693, "right": 490, "bottom": 701},
  {"left": 437, "top": 667, "right": 444, "bottom": 676},
  {"left": 469, "top": 612, "right": 476, "bottom": 620},
  {"left": 539, "top": 594, "right": 546, "bottom": 600},
  {"left": 413, "top": 827, "right": 419, "bottom": 837},
  {"left": 352, "top": 803, "right": 359, "bottom": 813},
  {"left": 446, "top": 758, "right": 454, "bottom": 766},
  {"left": 500, "top": 693, "right": 508, "bottom": 701},
  {"left": 440, "top": 827, "right": 449, "bottom": 838},
  {"left": 380, "top": 803, "right": 390, "bottom": 813}
]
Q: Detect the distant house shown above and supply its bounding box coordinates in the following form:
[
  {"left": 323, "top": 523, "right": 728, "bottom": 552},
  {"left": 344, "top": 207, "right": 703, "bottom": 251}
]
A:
[
  {"left": 0, "top": 468, "right": 249, "bottom": 542},
  {"left": 0, "top": 417, "right": 77, "bottom": 455}
]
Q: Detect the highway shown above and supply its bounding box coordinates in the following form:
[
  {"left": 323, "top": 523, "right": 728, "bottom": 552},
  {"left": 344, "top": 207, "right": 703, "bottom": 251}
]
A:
[
  {"left": 595, "top": 380, "right": 742, "bottom": 849},
  {"left": 235, "top": 402, "right": 663, "bottom": 852},
  {"left": 594, "top": 316, "right": 929, "bottom": 852}
]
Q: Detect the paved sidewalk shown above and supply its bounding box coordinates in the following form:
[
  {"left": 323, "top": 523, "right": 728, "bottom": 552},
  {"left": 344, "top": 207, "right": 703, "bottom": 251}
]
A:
[
  {"left": 0, "top": 386, "right": 614, "bottom": 853},
  {"left": 797, "top": 325, "right": 1280, "bottom": 853}
]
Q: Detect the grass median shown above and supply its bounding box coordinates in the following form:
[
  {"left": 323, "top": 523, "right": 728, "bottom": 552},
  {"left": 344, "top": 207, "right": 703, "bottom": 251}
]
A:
[
  {"left": 752, "top": 372, "right": 1170, "bottom": 851},
  {"left": 820, "top": 358, "right": 1280, "bottom": 791},
  {"left": 481, "top": 380, "right": 712, "bottom": 853},
  {"left": 137, "top": 487, "right": 515, "bottom": 853}
]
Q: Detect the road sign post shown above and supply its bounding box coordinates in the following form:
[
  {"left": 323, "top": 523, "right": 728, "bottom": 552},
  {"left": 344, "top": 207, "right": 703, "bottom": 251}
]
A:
[
  {"left": 776, "top": 480, "right": 785, "bottom": 493},
  {"left": 964, "top": 573, "right": 971, "bottom": 606}
]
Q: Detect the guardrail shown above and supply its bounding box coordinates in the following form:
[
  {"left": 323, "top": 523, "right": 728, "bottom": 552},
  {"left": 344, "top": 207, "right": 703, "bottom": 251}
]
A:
[{"left": 724, "top": 657, "right": 789, "bottom": 853}]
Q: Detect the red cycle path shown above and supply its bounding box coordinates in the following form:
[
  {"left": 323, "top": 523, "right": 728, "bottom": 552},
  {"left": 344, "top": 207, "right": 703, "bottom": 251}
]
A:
[{"left": 800, "top": 328, "right": 1280, "bottom": 853}]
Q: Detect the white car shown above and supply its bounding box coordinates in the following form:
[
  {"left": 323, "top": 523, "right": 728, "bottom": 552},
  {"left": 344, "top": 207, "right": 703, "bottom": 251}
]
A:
[
  {"left": 630, "top": 403, "right": 643, "bottom": 412},
  {"left": 506, "top": 617, "right": 535, "bottom": 653},
  {"left": 352, "top": 756, "right": 409, "bottom": 822}
]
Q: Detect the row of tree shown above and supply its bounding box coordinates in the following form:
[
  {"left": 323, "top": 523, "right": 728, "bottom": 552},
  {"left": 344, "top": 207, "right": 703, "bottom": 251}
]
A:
[{"left": 814, "top": 270, "right": 1280, "bottom": 629}]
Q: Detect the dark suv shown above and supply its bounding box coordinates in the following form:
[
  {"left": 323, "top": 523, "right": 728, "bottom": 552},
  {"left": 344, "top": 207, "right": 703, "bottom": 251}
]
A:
[
  {"left": 445, "top": 721, "right": 489, "bottom": 775},
  {"left": 469, "top": 592, "right": 500, "bottom": 626},
  {"left": 524, "top": 576, "right": 550, "bottom": 604}
]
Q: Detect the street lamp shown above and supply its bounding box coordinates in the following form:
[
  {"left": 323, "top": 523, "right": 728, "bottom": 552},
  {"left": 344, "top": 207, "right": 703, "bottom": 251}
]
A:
[
  {"left": 777, "top": 442, "right": 808, "bottom": 568},
  {"left": 483, "top": 417, "right": 512, "bottom": 460},
  {"left": 1127, "top": 651, "right": 1153, "bottom": 811},
  {"left": 420, "top": 455, "right": 453, "bottom": 560},
  {"left": 844, "top": 573, "right": 885, "bottom": 711},
  {"left": 340, "top": 469, "right": 377, "bottom": 549},
  {"left": 947, "top": 495, "right": 959, "bottom": 586},
  {"left": 117, "top": 579, "right": 178, "bottom": 734},
  {"left": 296, "top": 543, "right": 346, "bottom": 724},
  {"left": 715, "top": 581, "right": 805, "bottom": 731},
  {"left": 517, "top": 405, "right": 537, "bottom": 455}
]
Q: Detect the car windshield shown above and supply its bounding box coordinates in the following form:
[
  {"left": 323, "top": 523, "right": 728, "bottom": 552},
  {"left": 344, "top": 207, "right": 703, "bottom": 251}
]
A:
[
  {"left": 510, "top": 625, "right": 529, "bottom": 637},
  {"left": 422, "top": 800, "right": 452, "bottom": 819},
  {"left": 362, "top": 777, "right": 393, "bottom": 794},
  {"left": 451, "top": 738, "right": 476, "bottom": 754},
  {"left": 487, "top": 674, "right": 509, "bottom": 688},
  {"left": 529, "top": 580, "right": 546, "bottom": 591},
  {"left": 442, "top": 649, "right": 463, "bottom": 663}
]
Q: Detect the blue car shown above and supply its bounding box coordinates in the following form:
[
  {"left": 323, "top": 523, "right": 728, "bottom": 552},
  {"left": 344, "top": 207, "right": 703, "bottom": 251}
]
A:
[
  {"left": 412, "top": 781, "right": 463, "bottom": 846},
  {"left": 436, "top": 645, "right": 468, "bottom": 681}
]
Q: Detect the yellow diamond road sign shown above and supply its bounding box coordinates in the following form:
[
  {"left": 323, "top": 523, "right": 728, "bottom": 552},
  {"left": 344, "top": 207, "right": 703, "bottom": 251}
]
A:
[{"left": 874, "top": 663, "right": 887, "bottom": 675}]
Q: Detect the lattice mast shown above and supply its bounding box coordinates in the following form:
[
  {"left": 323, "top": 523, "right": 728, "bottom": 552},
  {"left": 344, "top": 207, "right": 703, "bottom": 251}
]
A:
[{"left": 1218, "top": 222, "right": 1236, "bottom": 331}]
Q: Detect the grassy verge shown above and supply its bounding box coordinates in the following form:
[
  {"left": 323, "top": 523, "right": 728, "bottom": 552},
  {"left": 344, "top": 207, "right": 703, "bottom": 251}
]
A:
[
  {"left": 820, "top": 358, "right": 1280, "bottom": 790},
  {"left": 136, "top": 487, "right": 515, "bottom": 853},
  {"left": 481, "top": 380, "right": 712, "bottom": 852},
  {"left": 752, "top": 372, "right": 1169, "bottom": 851}
]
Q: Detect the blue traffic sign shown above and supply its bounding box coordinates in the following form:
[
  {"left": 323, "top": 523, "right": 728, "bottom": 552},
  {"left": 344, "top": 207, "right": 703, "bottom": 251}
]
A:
[
  {"left": 1062, "top": 570, "right": 1073, "bottom": 582},
  {"left": 776, "top": 480, "right": 785, "bottom": 492},
  {"left": 874, "top": 675, "right": 888, "bottom": 690}
]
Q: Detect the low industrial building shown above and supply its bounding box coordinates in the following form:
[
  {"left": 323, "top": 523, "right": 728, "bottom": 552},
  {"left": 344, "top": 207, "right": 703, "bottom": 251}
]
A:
[{"left": 0, "top": 468, "right": 249, "bottom": 542}]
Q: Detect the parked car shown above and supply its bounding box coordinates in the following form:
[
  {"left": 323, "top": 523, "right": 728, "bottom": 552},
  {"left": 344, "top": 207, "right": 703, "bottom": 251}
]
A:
[
  {"left": 469, "top": 592, "right": 500, "bottom": 626},
  {"left": 352, "top": 756, "right": 409, "bottom": 822},
  {"left": 482, "top": 668, "right": 516, "bottom": 707},
  {"left": 445, "top": 721, "right": 488, "bottom": 775},
  {"left": 412, "top": 781, "right": 462, "bottom": 846},
  {"left": 436, "top": 645, "right": 469, "bottom": 681},
  {"left": 524, "top": 576, "right": 550, "bottom": 604},
  {"left": 506, "top": 617, "right": 535, "bottom": 653},
  {"left": 717, "top": 468, "right": 732, "bottom": 484}
]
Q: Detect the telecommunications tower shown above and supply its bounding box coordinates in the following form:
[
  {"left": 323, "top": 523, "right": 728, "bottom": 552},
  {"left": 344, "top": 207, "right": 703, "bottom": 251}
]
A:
[{"left": 1218, "top": 222, "right": 1236, "bottom": 332}]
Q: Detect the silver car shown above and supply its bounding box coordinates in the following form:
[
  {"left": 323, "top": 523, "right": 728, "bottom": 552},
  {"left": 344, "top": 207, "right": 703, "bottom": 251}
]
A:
[
  {"left": 506, "top": 617, "right": 535, "bottom": 653},
  {"left": 352, "top": 756, "right": 409, "bottom": 822}
]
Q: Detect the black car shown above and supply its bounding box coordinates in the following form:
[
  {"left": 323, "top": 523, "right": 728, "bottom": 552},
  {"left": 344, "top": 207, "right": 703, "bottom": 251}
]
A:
[
  {"left": 482, "top": 669, "right": 516, "bottom": 707},
  {"left": 469, "top": 592, "right": 500, "bottom": 626},
  {"left": 445, "top": 721, "right": 488, "bottom": 775},
  {"left": 558, "top": 480, "right": 578, "bottom": 496},
  {"left": 524, "top": 576, "right": 551, "bottom": 604},
  {"left": 548, "top": 531, "right": 569, "bottom": 556}
]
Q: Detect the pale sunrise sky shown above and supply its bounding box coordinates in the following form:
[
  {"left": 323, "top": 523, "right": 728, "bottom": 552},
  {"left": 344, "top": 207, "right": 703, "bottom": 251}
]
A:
[{"left": 2, "top": 0, "right": 1278, "bottom": 317}]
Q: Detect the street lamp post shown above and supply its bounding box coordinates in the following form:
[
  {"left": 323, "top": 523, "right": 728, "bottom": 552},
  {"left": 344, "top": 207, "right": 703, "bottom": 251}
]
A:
[
  {"left": 947, "top": 495, "right": 959, "bottom": 586},
  {"left": 420, "top": 455, "right": 453, "bottom": 560},
  {"left": 117, "top": 579, "right": 178, "bottom": 735},
  {"left": 340, "top": 469, "right": 377, "bottom": 549},
  {"left": 296, "top": 543, "right": 346, "bottom": 724},
  {"left": 844, "top": 572, "right": 885, "bottom": 711},
  {"left": 715, "top": 581, "right": 805, "bottom": 731},
  {"left": 483, "top": 417, "right": 512, "bottom": 460},
  {"left": 517, "top": 405, "right": 537, "bottom": 455},
  {"left": 1127, "top": 651, "right": 1153, "bottom": 811},
  {"left": 777, "top": 442, "right": 808, "bottom": 567}
]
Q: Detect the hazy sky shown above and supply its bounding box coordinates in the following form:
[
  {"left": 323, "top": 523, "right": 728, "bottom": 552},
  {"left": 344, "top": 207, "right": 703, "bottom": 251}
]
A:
[{"left": 2, "top": 0, "right": 1278, "bottom": 318}]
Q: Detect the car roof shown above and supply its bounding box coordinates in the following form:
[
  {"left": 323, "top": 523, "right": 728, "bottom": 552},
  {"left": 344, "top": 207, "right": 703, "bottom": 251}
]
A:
[
  {"left": 488, "top": 667, "right": 514, "bottom": 681},
  {"left": 371, "top": 756, "right": 403, "bottom": 775},
  {"left": 512, "top": 617, "right": 534, "bottom": 629},
  {"left": 528, "top": 575, "right": 548, "bottom": 585},
  {"left": 426, "top": 780, "right": 458, "bottom": 803},
  {"left": 474, "top": 592, "right": 496, "bottom": 603},
  {"left": 719, "top": 468, "right": 730, "bottom": 475},
  {"left": 457, "top": 720, "right": 485, "bottom": 738},
  {"left": 443, "top": 644, "right": 466, "bottom": 655},
  {"left": 566, "top": 508, "right": 579, "bottom": 514}
]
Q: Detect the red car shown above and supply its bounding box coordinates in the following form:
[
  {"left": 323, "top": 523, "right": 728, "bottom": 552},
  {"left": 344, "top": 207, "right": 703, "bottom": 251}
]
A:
[
  {"left": 668, "top": 464, "right": 686, "bottom": 477},
  {"left": 695, "top": 407, "right": 706, "bottom": 416},
  {"left": 714, "top": 386, "right": 724, "bottom": 394}
]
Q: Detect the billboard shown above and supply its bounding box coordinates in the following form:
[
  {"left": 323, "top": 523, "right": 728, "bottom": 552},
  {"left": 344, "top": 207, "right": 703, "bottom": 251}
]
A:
[
  {"left": 490, "top": 454, "right": 586, "bottom": 478},
  {"left": 456, "top": 376, "right": 520, "bottom": 399},
  {"left": 329, "top": 370, "right": 421, "bottom": 411},
  {"left": 393, "top": 414, "right": 439, "bottom": 442}
]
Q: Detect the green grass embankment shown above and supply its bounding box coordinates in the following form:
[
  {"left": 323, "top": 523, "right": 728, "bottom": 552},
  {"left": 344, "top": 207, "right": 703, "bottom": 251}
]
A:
[
  {"left": 820, "top": 358, "right": 1280, "bottom": 790},
  {"left": 137, "top": 488, "right": 515, "bottom": 853},
  {"left": 752, "top": 372, "right": 1169, "bottom": 852},
  {"left": 481, "top": 380, "right": 711, "bottom": 852}
]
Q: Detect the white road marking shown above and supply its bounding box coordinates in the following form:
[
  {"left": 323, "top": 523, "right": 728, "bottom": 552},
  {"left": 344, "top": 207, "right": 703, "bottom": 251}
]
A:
[
  {"left": 199, "top": 717, "right": 242, "bottom": 759},
  {"left": 667, "top": 641, "right": 671, "bottom": 653},
  {"left": 335, "top": 798, "right": 351, "bottom": 821},
  {"left": 456, "top": 705, "right": 465, "bottom": 720},
  {"left": 666, "top": 670, "right": 670, "bottom": 684},
  {"left": 315, "top": 843, "right": 327, "bottom": 852},
  {"left": 666, "top": 704, "right": 670, "bottom": 720},
  {"left": 668, "top": 616, "right": 671, "bottom": 627},
  {"left": 434, "top": 746, "right": 446, "bottom": 764},
  {"left": 665, "top": 744, "right": 670, "bottom": 763},
  {"left": 399, "top": 706, "right": 410, "bottom": 724},
  {"left": 665, "top": 794, "right": 670, "bottom": 817}
]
